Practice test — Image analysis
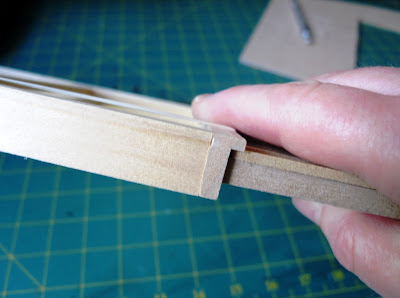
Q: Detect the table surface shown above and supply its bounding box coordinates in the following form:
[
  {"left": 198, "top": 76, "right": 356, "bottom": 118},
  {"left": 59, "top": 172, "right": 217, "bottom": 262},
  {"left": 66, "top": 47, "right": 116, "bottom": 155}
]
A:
[{"left": 0, "top": 0, "right": 399, "bottom": 297}]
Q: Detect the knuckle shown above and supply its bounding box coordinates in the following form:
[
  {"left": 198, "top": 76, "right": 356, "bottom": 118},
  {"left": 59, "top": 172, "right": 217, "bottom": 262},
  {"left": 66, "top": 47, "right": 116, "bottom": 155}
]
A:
[
  {"left": 332, "top": 215, "right": 357, "bottom": 272},
  {"left": 320, "top": 211, "right": 357, "bottom": 273}
]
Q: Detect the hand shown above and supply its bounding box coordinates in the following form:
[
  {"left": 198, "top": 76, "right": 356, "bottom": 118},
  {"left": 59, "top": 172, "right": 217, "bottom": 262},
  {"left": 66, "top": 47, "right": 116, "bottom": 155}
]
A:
[{"left": 191, "top": 67, "right": 400, "bottom": 298}]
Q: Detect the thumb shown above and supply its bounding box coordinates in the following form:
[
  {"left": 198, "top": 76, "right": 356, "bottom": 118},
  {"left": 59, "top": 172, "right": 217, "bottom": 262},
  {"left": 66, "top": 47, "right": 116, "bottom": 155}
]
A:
[{"left": 192, "top": 81, "right": 400, "bottom": 203}]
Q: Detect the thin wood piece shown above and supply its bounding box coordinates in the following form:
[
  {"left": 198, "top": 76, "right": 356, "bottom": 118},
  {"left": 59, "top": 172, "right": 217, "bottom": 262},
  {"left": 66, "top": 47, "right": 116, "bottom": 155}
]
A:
[
  {"left": 0, "top": 67, "right": 398, "bottom": 219},
  {"left": 0, "top": 66, "right": 194, "bottom": 118},
  {"left": 0, "top": 70, "right": 245, "bottom": 200},
  {"left": 224, "top": 143, "right": 400, "bottom": 219}
]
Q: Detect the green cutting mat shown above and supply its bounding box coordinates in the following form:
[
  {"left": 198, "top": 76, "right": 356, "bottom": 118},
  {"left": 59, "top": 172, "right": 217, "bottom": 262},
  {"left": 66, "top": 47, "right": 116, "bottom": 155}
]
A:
[{"left": 1, "top": 0, "right": 400, "bottom": 297}]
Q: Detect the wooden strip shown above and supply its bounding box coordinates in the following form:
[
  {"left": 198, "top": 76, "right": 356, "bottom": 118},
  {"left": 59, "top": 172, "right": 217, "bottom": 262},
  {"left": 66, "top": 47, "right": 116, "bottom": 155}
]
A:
[
  {"left": 0, "top": 66, "right": 398, "bottom": 219},
  {"left": 0, "top": 84, "right": 244, "bottom": 199},
  {"left": 224, "top": 149, "right": 400, "bottom": 219},
  {"left": 0, "top": 66, "right": 194, "bottom": 118},
  {"left": 244, "top": 142, "right": 371, "bottom": 189},
  {"left": 200, "top": 135, "right": 241, "bottom": 199}
]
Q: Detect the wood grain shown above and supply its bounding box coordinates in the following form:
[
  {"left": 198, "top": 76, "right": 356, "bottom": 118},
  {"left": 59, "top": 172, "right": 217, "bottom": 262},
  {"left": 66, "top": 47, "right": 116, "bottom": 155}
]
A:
[
  {"left": 0, "top": 66, "right": 398, "bottom": 219},
  {"left": 0, "top": 71, "right": 245, "bottom": 199},
  {"left": 224, "top": 142, "right": 400, "bottom": 219}
]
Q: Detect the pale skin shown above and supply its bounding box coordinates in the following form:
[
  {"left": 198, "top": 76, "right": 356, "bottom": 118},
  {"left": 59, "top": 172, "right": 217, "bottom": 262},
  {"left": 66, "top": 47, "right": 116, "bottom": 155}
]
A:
[{"left": 191, "top": 67, "right": 400, "bottom": 298}]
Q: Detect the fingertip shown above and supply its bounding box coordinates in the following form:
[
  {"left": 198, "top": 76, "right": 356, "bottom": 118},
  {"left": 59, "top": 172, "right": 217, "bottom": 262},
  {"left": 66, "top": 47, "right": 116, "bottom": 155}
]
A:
[
  {"left": 192, "top": 93, "right": 213, "bottom": 104},
  {"left": 191, "top": 93, "right": 213, "bottom": 121}
]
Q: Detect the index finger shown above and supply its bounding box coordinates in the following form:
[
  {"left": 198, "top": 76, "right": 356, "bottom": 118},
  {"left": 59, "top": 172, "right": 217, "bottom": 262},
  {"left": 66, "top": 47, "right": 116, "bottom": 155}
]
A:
[{"left": 192, "top": 80, "right": 400, "bottom": 202}]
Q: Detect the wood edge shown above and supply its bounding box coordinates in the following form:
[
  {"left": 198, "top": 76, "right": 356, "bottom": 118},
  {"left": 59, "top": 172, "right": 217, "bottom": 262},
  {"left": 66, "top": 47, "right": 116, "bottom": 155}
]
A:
[
  {"left": 0, "top": 85, "right": 217, "bottom": 196},
  {"left": 0, "top": 81, "right": 247, "bottom": 199},
  {"left": 233, "top": 147, "right": 371, "bottom": 189},
  {"left": 224, "top": 155, "right": 400, "bottom": 219},
  {"left": 0, "top": 68, "right": 192, "bottom": 118},
  {"left": 199, "top": 134, "right": 247, "bottom": 199},
  {"left": 0, "top": 66, "right": 248, "bottom": 200},
  {"left": 0, "top": 67, "right": 246, "bottom": 150}
]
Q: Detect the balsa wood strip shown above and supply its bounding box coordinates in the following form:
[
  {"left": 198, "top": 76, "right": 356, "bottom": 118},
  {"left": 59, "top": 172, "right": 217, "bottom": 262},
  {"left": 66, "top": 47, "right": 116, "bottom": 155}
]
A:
[
  {"left": 0, "top": 84, "right": 245, "bottom": 199},
  {"left": 224, "top": 148, "right": 400, "bottom": 219},
  {"left": 0, "top": 66, "right": 194, "bottom": 118},
  {"left": 244, "top": 142, "right": 371, "bottom": 189}
]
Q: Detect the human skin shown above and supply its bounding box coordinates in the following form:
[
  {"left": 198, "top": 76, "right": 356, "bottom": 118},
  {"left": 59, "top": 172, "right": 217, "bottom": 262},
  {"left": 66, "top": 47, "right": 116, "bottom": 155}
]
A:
[{"left": 191, "top": 67, "right": 400, "bottom": 298}]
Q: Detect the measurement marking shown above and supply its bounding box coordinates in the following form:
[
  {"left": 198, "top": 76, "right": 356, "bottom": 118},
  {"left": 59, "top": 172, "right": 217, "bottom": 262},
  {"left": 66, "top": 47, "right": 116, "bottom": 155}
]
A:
[
  {"left": 149, "top": 188, "right": 163, "bottom": 293},
  {"left": 275, "top": 196, "right": 312, "bottom": 294},
  {"left": 41, "top": 166, "right": 62, "bottom": 298},
  {"left": 0, "top": 243, "right": 42, "bottom": 291},
  {"left": 79, "top": 174, "right": 91, "bottom": 297},
  {"left": 2, "top": 160, "right": 34, "bottom": 297}
]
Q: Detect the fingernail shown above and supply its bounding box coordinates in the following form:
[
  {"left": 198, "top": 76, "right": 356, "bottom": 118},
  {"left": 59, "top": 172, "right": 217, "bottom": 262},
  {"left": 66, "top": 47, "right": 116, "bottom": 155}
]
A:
[
  {"left": 288, "top": 79, "right": 316, "bottom": 86},
  {"left": 193, "top": 93, "right": 212, "bottom": 104},
  {"left": 192, "top": 93, "right": 213, "bottom": 120},
  {"left": 292, "top": 198, "right": 323, "bottom": 225}
]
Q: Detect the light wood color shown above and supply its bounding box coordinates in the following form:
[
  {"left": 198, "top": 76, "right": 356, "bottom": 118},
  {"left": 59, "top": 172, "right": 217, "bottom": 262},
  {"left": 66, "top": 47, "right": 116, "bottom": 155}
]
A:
[
  {"left": 0, "top": 66, "right": 193, "bottom": 118},
  {"left": 0, "top": 67, "right": 246, "bottom": 200},
  {"left": 0, "top": 67, "right": 399, "bottom": 219}
]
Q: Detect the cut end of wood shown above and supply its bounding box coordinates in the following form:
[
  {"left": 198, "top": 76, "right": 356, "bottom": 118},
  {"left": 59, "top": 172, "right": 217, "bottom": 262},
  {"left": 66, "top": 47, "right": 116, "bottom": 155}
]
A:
[{"left": 199, "top": 134, "right": 246, "bottom": 199}]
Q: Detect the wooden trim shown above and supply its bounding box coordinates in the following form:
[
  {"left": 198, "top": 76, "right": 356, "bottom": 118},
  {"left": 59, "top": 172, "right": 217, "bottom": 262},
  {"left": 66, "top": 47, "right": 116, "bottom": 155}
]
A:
[
  {"left": 0, "top": 70, "right": 245, "bottom": 199},
  {"left": 0, "top": 67, "right": 398, "bottom": 219},
  {"left": 0, "top": 66, "right": 194, "bottom": 118},
  {"left": 224, "top": 146, "right": 400, "bottom": 219}
]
